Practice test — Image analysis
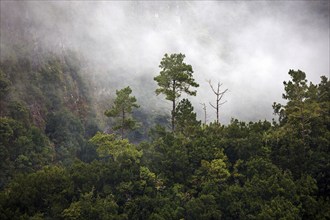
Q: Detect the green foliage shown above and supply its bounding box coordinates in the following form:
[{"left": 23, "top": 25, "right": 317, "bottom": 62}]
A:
[
  {"left": 154, "top": 53, "right": 199, "bottom": 131},
  {"left": 219, "top": 158, "right": 301, "bottom": 219},
  {"left": 220, "top": 119, "right": 271, "bottom": 163},
  {"left": 0, "top": 69, "right": 10, "bottom": 105},
  {"left": 175, "top": 98, "right": 201, "bottom": 135},
  {"left": 8, "top": 101, "right": 30, "bottom": 126},
  {"left": 200, "top": 157, "right": 230, "bottom": 183},
  {"left": 0, "top": 54, "right": 97, "bottom": 165},
  {"left": 62, "top": 190, "right": 122, "bottom": 220},
  {"left": 257, "top": 196, "right": 300, "bottom": 219},
  {"left": 1, "top": 48, "right": 329, "bottom": 220},
  {"left": 271, "top": 71, "right": 330, "bottom": 195},
  {"left": 149, "top": 133, "right": 192, "bottom": 184},
  {"left": 45, "top": 110, "right": 85, "bottom": 164},
  {"left": 185, "top": 194, "right": 222, "bottom": 220},
  {"left": 105, "top": 86, "right": 139, "bottom": 139},
  {"left": 0, "top": 117, "right": 53, "bottom": 188},
  {"left": 191, "top": 149, "right": 230, "bottom": 196},
  {"left": 154, "top": 53, "right": 199, "bottom": 100},
  {"left": 0, "top": 166, "right": 74, "bottom": 219},
  {"left": 89, "top": 132, "right": 142, "bottom": 162}
]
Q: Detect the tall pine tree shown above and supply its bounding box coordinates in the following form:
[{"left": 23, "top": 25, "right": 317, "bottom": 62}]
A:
[
  {"left": 154, "top": 53, "right": 199, "bottom": 131},
  {"left": 105, "top": 86, "right": 139, "bottom": 139}
]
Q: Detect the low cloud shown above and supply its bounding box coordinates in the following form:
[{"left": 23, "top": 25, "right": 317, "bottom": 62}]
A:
[{"left": 1, "top": 1, "right": 328, "bottom": 123}]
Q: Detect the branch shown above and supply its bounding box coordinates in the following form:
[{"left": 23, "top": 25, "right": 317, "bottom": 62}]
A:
[
  {"left": 217, "top": 89, "right": 228, "bottom": 101},
  {"left": 219, "top": 100, "right": 227, "bottom": 106},
  {"left": 208, "top": 80, "right": 227, "bottom": 96},
  {"left": 209, "top": 102, "right": 217, "bottom": 110},
  {"left": 219, "top": 88, "right": 228, "bottom": 95},
  {"left": 208, "top": 80, "right": 217, "bottom": 95}
]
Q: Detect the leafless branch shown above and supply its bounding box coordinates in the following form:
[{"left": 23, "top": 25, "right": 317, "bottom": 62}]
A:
[{"left": 208, "top": 79, "right": 228, "bottom": 124}]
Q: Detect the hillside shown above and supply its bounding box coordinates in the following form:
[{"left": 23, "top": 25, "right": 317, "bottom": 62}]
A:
[
  {"left": 0, "top": 1, "right": 329, "bottom": 219},
  {"left": 0, "top": 50, "right": 329, "bottom": 219}
]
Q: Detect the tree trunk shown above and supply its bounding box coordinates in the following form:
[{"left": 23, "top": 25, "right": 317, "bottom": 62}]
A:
[
  {"left": 172, "top": 98, "right": 175, "bottom": 132},
  {"left": 208, "top": 80, "right": 227, "bottom": 125},
  {"left": 172, "top": 81, "right": 176, "bottom": 132},
  {"left": 216, "top": 95, "right": 219, "bottom": 124},
  {"left": 121, "top": 109, "right": 125, "bottom": 139}
]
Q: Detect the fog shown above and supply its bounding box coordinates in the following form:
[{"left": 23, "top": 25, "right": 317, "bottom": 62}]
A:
[{"left": 1, "top": 1, "right": 329, "bottom": 124}]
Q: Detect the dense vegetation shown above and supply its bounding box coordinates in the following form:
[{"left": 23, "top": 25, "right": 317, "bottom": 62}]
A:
[{"left": 0, "top": 52, "right": 329, "bottom": 220}]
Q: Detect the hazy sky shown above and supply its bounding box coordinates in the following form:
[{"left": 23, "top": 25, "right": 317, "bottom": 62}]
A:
[{"left": 1, "top": 1, "right": 329, "bottom": 124}]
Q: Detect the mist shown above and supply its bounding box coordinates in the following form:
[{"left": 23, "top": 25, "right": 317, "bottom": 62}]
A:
[{"left": 1, "top": 1, "right": 329, "bottom": 124}]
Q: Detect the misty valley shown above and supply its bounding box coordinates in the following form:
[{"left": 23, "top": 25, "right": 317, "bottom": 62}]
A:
[{"left": 0, "top": 1, "right": 329, "bottom": 220}]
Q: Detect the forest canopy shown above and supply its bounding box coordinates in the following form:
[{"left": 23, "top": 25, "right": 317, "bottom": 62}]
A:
[
  {"left": 0, "top": 1, "right": 329, "bottom": 219},
  {"left": 0, "top": 51, "right": 329, "bottom": 219}
]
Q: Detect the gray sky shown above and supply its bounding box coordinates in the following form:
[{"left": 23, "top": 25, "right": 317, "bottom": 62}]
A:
[{"left": 1, "top": 1, "right": 329, "bottom": 124}]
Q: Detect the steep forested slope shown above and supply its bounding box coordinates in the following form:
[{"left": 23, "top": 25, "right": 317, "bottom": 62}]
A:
[
  {"left": 0, "top": 2, "right": 329, "bottom": 218},
  {"left": 0, "top": 53, "right": 99, "bottom": 187},
  {"left": 0, "top": 51, "right": 329, "bottom": 219}
]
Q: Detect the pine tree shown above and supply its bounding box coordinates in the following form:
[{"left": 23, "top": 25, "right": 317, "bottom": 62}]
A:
[
  {"left": 105, "top": 86, "right": 139, "bottom": 139},
  {"left": 154, "top": 53, "right": 199, "bottom": 131}
]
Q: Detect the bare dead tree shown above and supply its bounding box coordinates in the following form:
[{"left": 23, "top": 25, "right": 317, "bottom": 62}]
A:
[
  {"left": 200, "top": 102, "right": 207, "bottom": 124},
  {"left": 208, "top": 80, "right": 228, "bottom": 124}
]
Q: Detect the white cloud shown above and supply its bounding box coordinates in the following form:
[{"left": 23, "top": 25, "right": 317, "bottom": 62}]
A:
[{"left": 1, "top": 1, "right": 328, "bottom": 124}]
